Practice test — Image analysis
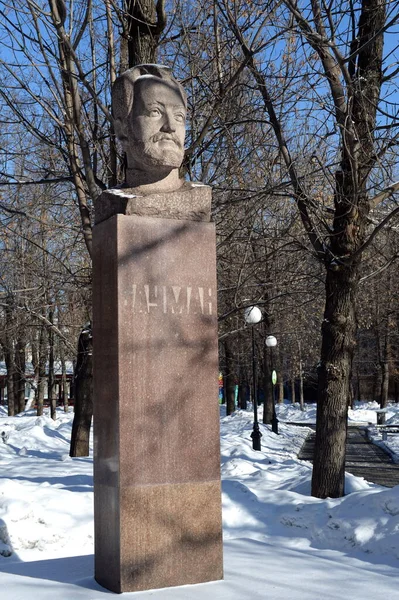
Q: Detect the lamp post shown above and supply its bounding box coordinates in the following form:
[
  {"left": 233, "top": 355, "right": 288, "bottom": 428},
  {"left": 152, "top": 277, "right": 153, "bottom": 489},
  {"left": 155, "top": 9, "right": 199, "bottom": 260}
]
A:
[
  {"left": 266, "top": 335, "right": 279, "bottom": 434},
  {"left": 244, "top": 305, "right": 262, "bottom": 451}
]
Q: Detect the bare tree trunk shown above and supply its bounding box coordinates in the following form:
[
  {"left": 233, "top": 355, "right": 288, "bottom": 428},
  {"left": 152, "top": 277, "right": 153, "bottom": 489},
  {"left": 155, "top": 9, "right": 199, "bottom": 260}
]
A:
[
  {"left": 224, "top": 338, "right": 236, "bottom": 416},
  {"left": 263, "top": 345, "right": 273, "bottom": 423},
  {"left": 61, "top": 356, "right": 68, "bottom": 413},
  {"left": 228, "top": 0, "right": 387, "bottom": 498},
  {"left": 105, "top": 0, "right": 118, "bottom": 185},
  {"left": 238, "top": 378, "right": 248, "bottom": 410},
  {"left": 14, "top": 336, "right": 26, "bottom": 413},
  {"left": 356, "top": 364, "right": 362, "bottom": 402},
  {"left": 312, "top": 266, "right": 358, "bottom": 498},
  {"left": 30, "top": 334, "right": 39, "bottom": 410},
  {"left": 373, "top": 366, "right": 381, "bottom": 402},
  {"left": 36, "top": 325, "right": 47, "bottom": 417},
  {"left": 70, "top": 326, "right": 93, "bottom": 457},
  {"left": 5, "top": 347, "right": 15, "bottom": 417},
  {"left": 278, "top": 379, "right": 284, "bottom": 404},
  {"left": 312, "top": 0, "right": 386, "bottom": 498},
  {"left": 380, "top": 323, "right": 390, "bottom": 413},
  {"left": 3, "top": 298, "right": 15, "bottom": 416},
  {"left": 299, "top": 361, "right": 304, "bottom": 411},
  {"left": 125, "top": 0, "right": 166, "bottom": 67},
  {"left": 349, "top": 377, "right": 355, "bottom": 410},
  {"left": 237, "top": 362, "right": 248, "bottom": 410},
  {"left": 290, "top": 374, "right": 296, "bottom": 404},
  {"left": 48, "top": 309, "right": 56, "bottom": 420},
  {"left": 296, "top": 341, "right": 305, "bottom": 410},
  {"left": 379, "top": 361, "right": 389, "bottom": 424}
]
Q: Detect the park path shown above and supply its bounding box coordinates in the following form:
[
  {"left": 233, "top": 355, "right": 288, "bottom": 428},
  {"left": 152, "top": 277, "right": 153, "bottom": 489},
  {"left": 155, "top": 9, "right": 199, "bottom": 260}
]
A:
[{"left": 297, "top": 425, "right": 399, "bottom": 488}]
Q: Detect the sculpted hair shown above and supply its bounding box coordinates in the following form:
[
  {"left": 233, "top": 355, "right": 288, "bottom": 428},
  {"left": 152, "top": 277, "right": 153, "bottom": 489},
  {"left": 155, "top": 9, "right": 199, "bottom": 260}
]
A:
[{"left": 112, "top": 64, "right": 187, "bottom": 134}]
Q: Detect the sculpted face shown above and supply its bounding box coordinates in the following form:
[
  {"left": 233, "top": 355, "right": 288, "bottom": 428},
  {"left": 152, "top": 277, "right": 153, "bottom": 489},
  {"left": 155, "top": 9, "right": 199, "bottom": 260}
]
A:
[{"left": 127, "top": 78, "right": 186, "bottom": 173}]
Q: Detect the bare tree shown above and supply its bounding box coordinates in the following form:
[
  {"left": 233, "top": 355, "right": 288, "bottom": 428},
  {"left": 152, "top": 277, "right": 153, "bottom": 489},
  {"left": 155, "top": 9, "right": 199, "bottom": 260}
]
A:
[
  {"left": 70, "top": 325, "right": 93, "bottom": 457},
  {"left": 217, "top": 0, "right": 399, "bottom": 497}
]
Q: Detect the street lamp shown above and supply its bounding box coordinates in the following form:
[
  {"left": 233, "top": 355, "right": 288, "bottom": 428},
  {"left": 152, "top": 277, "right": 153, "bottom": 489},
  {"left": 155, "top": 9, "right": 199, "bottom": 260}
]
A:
[
  {"left": 244, "top": 305, "right": 262, "bottom": 451},
  {"left": 266, "top": 335, "right": 279, "bottom": 434}
]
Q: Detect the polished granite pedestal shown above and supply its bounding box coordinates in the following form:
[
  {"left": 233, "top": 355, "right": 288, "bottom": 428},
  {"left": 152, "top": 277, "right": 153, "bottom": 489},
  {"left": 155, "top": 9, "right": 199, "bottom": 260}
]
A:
[{"left": 93, "top": 212, "right": 223, "bottom": 593}]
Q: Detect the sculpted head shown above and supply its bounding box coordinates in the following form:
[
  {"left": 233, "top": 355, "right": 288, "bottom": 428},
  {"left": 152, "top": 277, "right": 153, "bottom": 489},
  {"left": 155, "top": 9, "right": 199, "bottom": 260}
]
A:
[{"left": 112, "top": 65, "right": 187, "bottom": 191}]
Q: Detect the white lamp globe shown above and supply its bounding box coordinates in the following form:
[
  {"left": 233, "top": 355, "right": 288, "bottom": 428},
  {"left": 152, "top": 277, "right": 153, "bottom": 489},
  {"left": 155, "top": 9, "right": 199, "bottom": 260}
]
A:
[
  {"left": 244, "top": 306, "right": 262, "bottom": 324},
  {"left": 265, "top": 335, "right": 277, "bottom": 348}
]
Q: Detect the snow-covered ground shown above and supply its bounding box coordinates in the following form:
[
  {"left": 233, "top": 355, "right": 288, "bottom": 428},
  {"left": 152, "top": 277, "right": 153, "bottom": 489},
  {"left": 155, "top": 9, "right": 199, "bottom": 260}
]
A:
[{"left": 1, "top": 402, "right": 399, "bottom": 599}]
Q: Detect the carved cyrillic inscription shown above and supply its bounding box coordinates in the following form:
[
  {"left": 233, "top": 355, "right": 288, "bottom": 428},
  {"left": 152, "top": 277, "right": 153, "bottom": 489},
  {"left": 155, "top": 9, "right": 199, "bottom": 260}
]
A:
[{"left": 132, "top": 284, "right": 213, "bottom": 315}]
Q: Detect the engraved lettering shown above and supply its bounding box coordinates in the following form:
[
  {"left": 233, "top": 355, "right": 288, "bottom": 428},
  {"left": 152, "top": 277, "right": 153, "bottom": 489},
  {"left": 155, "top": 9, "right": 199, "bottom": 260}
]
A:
[
  {"left": 199, "top": 287, "right": 204, "bottom": 313},
  {"left": 163, "top": 286, "right": 167, "bottom": 313},
  {"left": 132, "top": 283, "right": 147, "bottom": 313},
  {"left": 144, "top": 284, "right": 158, "bottom": 313},
  {"left": 190, "top": 286, "right": 204, "bottom": 314},
  {"left": 132, "top": 284, "right": 214, "bottom": 315},
  {"left": 171, "top": 286, "right": 183, "bottom": 314}
]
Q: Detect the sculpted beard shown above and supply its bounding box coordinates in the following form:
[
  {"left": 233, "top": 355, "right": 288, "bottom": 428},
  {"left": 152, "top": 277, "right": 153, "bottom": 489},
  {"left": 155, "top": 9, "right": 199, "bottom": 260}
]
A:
[{"left": 131, "top": 132, "right": 184, "bottom": 169}]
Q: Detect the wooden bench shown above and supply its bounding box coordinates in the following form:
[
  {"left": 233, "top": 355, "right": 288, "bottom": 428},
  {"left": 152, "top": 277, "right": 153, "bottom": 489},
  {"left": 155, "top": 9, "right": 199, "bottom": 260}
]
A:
[
  {"left": 366, "top": 424, "right": 399, "bottom": 441},
  {"left": 380, "top": 426, "right": 399, "bottom": 441}
]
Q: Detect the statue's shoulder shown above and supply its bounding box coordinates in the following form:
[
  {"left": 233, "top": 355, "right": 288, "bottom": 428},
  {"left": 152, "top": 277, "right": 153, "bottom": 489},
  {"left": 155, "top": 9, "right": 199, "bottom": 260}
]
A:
[{"left": 95, "top": 181, "right": 212, "bottom": 224}]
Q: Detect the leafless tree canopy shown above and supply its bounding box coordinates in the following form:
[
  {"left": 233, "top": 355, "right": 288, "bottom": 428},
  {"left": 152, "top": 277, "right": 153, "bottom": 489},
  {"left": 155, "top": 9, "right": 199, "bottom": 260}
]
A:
[{"left": 0, "top": 0, "right": 398, "bottom": 496}]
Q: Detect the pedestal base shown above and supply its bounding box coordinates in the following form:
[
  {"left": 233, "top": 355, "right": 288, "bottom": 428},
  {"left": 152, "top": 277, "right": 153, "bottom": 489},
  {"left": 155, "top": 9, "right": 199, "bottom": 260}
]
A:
[{"left": 93, "top": 214, "right": 223, "bottom": 593}]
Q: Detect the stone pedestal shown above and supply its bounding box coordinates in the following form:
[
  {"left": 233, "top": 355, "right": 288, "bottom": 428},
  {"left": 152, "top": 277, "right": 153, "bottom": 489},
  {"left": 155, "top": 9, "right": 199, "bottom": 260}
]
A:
[{"left": 93, "top": 212, "right": 223, "bottom": 593}]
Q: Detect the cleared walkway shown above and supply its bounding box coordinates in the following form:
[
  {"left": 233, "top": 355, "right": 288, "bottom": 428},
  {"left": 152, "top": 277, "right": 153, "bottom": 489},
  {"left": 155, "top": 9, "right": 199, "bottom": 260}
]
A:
[{"left": 297, "top": 425, "right": 399, "bottom": 488}]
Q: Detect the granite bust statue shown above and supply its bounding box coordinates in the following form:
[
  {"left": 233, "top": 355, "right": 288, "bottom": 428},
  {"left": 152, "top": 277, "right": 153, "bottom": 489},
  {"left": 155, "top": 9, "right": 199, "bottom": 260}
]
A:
[
  {"left": 95, "top": 64, "right": 211, "bottom": 224},
  {"left": 112, "top": 64, "right": 187, "bottom": 194}
]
